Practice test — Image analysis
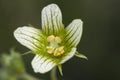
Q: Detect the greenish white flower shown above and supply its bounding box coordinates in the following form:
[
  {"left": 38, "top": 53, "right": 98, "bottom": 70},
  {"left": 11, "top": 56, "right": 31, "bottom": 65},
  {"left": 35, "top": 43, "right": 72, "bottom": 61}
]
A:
[{"left": 14, "top": 4, "right": 87, "bottom": 75}]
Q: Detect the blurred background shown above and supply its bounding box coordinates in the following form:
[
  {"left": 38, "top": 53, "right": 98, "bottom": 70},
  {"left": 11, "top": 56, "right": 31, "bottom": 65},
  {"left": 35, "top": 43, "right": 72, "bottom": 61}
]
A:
[{"left": 0, "top": 0, "right": 120, "bottom": 80}]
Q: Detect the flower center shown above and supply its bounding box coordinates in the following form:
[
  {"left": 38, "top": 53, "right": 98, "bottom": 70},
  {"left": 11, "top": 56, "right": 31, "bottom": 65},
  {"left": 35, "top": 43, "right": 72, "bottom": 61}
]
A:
[{"left": 46, "top": 35, "right": 64, "bottom": 57}]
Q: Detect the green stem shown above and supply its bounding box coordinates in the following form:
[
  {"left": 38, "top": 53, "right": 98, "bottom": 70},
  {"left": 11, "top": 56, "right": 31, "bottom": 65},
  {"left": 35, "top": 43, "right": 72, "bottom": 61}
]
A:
[
  {"left": 50, "top": 67, "right": 58, "bottom": 80},
  {"left": 22, "top": 73, "right": 39, "bottom": 80}
]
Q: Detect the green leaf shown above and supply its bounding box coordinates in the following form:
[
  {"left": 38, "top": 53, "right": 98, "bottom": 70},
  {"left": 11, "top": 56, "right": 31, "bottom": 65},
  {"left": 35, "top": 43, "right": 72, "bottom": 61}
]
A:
[
  {"left": 75, "top": 51, "right": 88, "bottom": 60},
  {"left": 57, "top": 64, "right": 63, "bottom": 76}
]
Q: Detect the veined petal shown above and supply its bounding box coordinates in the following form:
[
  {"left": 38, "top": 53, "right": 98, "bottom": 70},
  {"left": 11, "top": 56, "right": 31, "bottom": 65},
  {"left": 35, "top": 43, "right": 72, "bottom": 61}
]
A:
[
  {"left": 42, "top": 4, "right": 64, "bottom": 35},
  {"left": 64, "top": 19, "right": 83, "bottom": 47},
  {"left": 31, "top": 55, "right": 56, "bottom": 73},
  {"left": 14, "top": 26, "right": 45, "bottom": 52},
  {"left": 60, "top": 48, "right": 76, "bottom": 64}
]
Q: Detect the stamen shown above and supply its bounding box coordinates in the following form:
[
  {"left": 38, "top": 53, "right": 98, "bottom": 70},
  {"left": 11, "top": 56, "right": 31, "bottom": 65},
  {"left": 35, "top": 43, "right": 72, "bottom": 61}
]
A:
[
  {"left": 59, "top": 46, "right": 65, "bottom": 54},
  {"left": 55, "top": 36, "right": 62, "bottom": 43},
  {"left": 46, "top": 35, "right": 64, "bottom": 56},
  {"left": 53, "top": 46, "right": 65, "bottom": 56},
  {"left": 47, "top": 35, "right": 55, "bottom": 42},
  {"left": 60, "top": 50, "right": 64, "bottom": 54},
  {"left": 59, "top": 46, "right": 64, "bottom": 51},
  {"left": 46, "top": 46, "right": 54, "bottom": 54},
  {"left": 54, "top": 48, "right": 59, "bottom": 56}
]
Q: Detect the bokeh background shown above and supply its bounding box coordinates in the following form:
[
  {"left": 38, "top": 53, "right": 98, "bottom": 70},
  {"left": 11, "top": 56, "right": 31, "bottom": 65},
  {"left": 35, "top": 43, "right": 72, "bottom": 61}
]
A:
[{"left": 0, "top": 0, "right": 120, "bottom": 80}]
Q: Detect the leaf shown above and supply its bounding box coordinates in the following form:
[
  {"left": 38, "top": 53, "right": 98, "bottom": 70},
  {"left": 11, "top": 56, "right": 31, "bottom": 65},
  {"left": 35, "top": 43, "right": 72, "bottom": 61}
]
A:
[{"left": 75, "top": 51, "right": 88, "bottom": 60}]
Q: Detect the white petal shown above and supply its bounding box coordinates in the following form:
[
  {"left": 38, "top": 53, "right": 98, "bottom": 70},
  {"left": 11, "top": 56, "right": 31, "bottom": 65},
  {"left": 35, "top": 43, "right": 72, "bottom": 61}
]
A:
[
  {"left": 42, "top": 4, "right": 64, "bottom": 35},
  {"left": 14, "top": 26, "right": 44, "bottom": 51},
  {"left": 60, "top": 48, "right": 76, "bottom": 64},
  {"left": 65, "top": 19, "right": 83, "bottom": 47},
  {"left": 31, "top": 55, "right": 56, "bottom": 73}
]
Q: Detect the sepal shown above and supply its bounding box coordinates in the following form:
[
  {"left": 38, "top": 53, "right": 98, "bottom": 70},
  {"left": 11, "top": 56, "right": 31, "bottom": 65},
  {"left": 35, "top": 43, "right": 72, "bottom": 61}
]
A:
[
  {"left": 58, "top": 64, "right": 63, "bottom": 76},
  {"left": 75, "top": 51, "right": 88, "bottom": 60}
]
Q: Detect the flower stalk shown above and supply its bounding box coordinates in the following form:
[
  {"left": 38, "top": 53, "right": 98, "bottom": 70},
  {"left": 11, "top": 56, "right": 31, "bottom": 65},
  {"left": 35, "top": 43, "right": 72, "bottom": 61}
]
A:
[{"left": 50, "top": 67, "right": 57, "bottom": 80}]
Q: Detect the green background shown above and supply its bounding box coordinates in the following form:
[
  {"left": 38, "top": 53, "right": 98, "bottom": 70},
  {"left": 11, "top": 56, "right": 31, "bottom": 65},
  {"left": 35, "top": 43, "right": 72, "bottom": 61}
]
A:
[{"left": 0, "top": 0, "right": 120, "bottom": 80}]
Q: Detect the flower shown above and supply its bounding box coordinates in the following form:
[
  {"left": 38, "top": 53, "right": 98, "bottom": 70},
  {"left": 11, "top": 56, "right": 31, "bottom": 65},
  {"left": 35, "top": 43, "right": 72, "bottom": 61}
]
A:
[{"left": 14, "top": 4, "right": 87, "bottom": 75}]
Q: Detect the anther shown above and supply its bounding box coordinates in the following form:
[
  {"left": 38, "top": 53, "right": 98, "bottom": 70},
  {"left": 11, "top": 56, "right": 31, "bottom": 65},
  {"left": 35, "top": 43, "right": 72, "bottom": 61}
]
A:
[
  {"left": 47, "top": 35, "right": 55, "bottom": 42},
  {"left": 46, "top": 46, "right": 54, "bottom": 54},
  {"left": 55, "top": 36, "right": 62, "bottom": 43},
  {"left": 53, "top": 46, "right": 65, "bottom": 56}
]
